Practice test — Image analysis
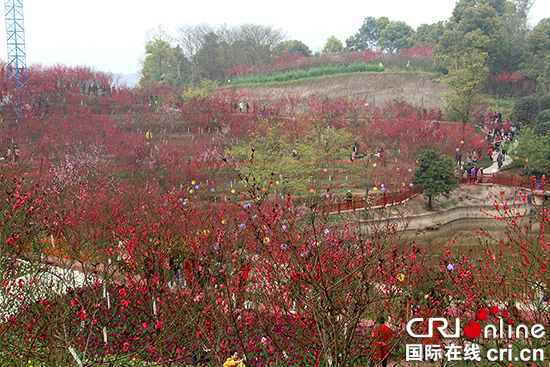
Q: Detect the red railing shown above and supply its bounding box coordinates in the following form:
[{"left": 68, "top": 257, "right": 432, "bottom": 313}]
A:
[
  {"left": 327, "top": 173, "right": 548, "bottom": 213},
  {"left": 328, "top": 188, "right": 416, "bottom": 213},
  {"left": 459, "top": 173, "right": 549, "bottom": 191},
  {"left": 474, "top": 280, "right": 537, "bottom": 301}
]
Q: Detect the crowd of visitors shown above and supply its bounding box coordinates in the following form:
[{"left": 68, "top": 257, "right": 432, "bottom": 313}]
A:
[{"left": 3, "top": 143, "right": 20, "bottom": 163}]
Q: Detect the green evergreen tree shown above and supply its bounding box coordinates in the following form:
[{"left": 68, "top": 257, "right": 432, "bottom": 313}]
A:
[
  {"left": 141, "top": 39, "right": 173, "bottom": 83},
  {"left": 512, "top": 127, "right": 550, "bottom": 172},
  {"left": 322, "top": 36, "right": 343, "bottom": 54},
  {"left": 272, "top": 40, "right": 312, "bottom": 58},
  {"left": 378, "top": 21, "right": 415, "bottom": 52},
  {"left": 412, "top": 150, "right": 459, "bottom": 209},
  {"left": 413, "top": 22, "right": 445, "bottom": 46},
  {"left": 346, "top": 16, "right": 389, "bottom": 51},
  {"left": 513, "top": 96, "right": 539, "bottom": 125}
]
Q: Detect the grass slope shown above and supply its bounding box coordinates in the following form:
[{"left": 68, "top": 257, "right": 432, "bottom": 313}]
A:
[{"left": 226, "top": 72, "right": 448, "bottom": 106}]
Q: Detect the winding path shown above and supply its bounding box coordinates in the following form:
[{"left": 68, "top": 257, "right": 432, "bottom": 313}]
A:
[{"left": 328, "top": 147, "right": 545, "bottom": 213}]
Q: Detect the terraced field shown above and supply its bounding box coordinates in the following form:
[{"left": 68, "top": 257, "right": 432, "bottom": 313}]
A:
[{"left": 228, "top": 72, "right": 448, "bottom": 106}]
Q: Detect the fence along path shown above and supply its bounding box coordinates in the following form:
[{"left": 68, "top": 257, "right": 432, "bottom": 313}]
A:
[{"left": 328, "top": 172, "right": 549, "bottom": 214}]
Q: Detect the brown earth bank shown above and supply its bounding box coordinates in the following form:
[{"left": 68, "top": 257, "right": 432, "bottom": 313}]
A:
[
  {"left": 360, "top": 181, "right": 544, "bottom": 251},
  {"left": 227, "top": 72, "right": 448, "bottom": 106}
]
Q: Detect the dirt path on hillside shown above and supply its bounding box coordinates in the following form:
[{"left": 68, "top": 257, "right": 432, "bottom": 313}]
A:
[{"left": 229, "top": 73, "right": 448, "bottom": 106}]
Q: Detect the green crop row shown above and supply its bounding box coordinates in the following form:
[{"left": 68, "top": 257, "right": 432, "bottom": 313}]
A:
[{"left": 231, "top": 63, "right": 385, "bottom": 85}]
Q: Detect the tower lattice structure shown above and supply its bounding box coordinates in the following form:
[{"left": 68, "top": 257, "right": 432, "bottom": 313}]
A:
[{"left": 4, "top": 0, "right": 27, "bottom": 116}]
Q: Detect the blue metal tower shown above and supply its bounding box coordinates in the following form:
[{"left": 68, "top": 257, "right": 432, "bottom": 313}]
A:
[{"left": 4, "top": 0, "right": 27, "bottom": 116}]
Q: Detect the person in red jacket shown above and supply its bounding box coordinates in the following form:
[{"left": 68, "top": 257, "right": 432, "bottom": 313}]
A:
[
  {"left": 237, "top": 259, "right": 251, "bottom": 309},
  {"left": 372, "top": 316, "right": 393, "bottom": 367}
]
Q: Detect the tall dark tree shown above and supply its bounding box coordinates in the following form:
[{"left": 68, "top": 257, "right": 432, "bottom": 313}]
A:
[
  {"left": 451, "top": 0, "right": 508, "bottom": 24},
  {"left": 513, "top": 96, "right": 540, "bottom": 125},
  {"left": 140, "top": 25, "right": 191, "bottom": 86},
  {"left": 434, "top": 29, "right": 466, "bottom": 72},
  {"left": 413, "top": 22, "right": 446, "bottom": 46},
  {"left": 378, "top": 20, "right": 415, "bottom": 52},
  {"left": 500, "top": 0, "right": 534, "bottom": 71},
  {"left": 195, "top": 32, "right": 229, "bottom": 81},
  {"left": 175, "top": 23, "right": 214, "bottom": 80},
  {"left": 435, "top": 31, "right": 489, "bottom": 133},
  {"left": 141, "top": 40, "right": 191, "bottom": 86},
  {"left": 346, "top": 16, "right": 389, "bottom": 51},
  {"left": 165, "top": 45, "right": 191, "bottom": 86},
  {"left": 456, "top": 4, "right": 507, "bottom": 74},
  {"left": 141, "top": 40, "right": 172, "bottom": 83},
  {"left": 519, "top": 19, "right": 550, "bottom": 92},
  {"left": 450, "top": 0, "right": 478, "bottom": 25}
]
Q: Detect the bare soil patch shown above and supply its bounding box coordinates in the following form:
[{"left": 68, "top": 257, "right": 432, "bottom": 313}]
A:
[{"left": 229, "top": 72, "right": 448, "bottom": 106}]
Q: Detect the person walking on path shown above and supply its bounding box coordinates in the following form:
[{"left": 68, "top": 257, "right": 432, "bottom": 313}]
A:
[
  {"left": 169, "top": 255, "right": 182, "bottom": 289},
  {"left": 236, "top": 258, "right": 251, "bottom": 309},
  {"left": 13, "top": 144, "right": 20, "bottom": 163},
  {"left": 371, "top": 316, "right": 393, "bottom": 367},
  {"left": 380, "top": 148, "right": 387, "bottom": 167},
  {"left": 346, "top": 190, "right": 353, "bottom": 209},
  {"left": 497, "top": 151, "right": 504, "bottom": 169}
]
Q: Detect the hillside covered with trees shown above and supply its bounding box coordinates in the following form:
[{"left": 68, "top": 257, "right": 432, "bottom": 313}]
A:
[
  {"left": 2, "top": 1, "right": 550, "bottom": 366},
  {"left": 139, "top": 0, "right": 550, "bottom": 101}
]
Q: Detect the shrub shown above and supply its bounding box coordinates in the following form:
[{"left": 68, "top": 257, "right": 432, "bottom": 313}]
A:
[
  {"left": 534, "top": 121, "right": 550, "bottom": 136},
  {"left": 308, "top": 68, "right": 324, "bottom": 78},
  {"left": 536, "top": 109, "right": 550, "bottom": 124},
  {"left": 513, "top": 96, "right": 539, "bottom": 124},
  {"left": 539, "top": 94, "right": 550, "bottom": 112},
  {"left": 274, "top": 73, "right": 286, "bottom": 82},
  {"left": 230, "top": 62, "right": 385, "bottom": 85},
  {"left": 347, "top": 63, "right": 368, "bottom": 73}
]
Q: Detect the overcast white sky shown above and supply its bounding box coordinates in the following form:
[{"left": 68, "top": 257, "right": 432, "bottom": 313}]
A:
[{"left": 1, "top": 0, "right": 548, "bottom": 75}]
